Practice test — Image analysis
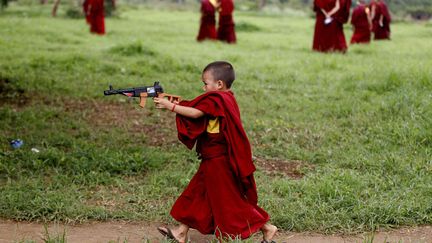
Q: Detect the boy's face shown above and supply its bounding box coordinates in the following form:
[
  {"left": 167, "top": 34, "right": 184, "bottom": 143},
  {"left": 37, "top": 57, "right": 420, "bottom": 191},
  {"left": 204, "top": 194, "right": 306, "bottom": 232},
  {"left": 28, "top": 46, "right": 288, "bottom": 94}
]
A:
[{"left": 202, "top": 71, "right": 223, "bottom": 92}]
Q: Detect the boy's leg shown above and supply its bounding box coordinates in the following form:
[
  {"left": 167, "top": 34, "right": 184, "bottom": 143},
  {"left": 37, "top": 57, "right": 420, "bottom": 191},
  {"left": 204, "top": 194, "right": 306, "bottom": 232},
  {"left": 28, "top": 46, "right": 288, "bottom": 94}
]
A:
[
  {"left": 172, "top": 223, "right": 190, "bottom": 242},
  {"left": 158, "top": 223, "right": 190, "bottom": 243},
  {"left": 261, "top": 223, "right": 278, "bottom": 242}
]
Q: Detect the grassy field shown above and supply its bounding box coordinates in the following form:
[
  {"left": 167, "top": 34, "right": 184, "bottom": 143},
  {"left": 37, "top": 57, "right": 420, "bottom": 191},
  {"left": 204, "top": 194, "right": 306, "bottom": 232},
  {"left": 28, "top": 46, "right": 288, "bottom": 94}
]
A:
[{"left": 1, "top": 2, "right": 432, "bottom": 235}]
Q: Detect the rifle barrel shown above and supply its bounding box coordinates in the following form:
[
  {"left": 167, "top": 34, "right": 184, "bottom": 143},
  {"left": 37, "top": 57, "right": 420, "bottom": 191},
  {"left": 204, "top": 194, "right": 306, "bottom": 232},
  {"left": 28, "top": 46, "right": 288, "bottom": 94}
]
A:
[
  {"left": 103, "top": 82, "right": 164, "bottom": 97},
  {"left": 104, "top": 87, "right": 148, "bottom": 96}
]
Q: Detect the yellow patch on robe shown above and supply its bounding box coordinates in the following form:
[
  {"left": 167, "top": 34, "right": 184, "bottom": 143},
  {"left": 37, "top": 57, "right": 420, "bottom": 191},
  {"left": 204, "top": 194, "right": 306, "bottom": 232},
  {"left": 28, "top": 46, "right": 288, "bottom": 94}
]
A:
[{"left": 207, "top": 117, "right": 220, "bottom": 133}]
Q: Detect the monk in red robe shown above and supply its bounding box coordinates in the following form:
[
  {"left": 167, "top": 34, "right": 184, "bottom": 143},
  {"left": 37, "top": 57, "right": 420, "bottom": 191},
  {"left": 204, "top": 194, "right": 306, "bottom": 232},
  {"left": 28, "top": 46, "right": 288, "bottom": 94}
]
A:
[
  {"left": 350, "top": 0, "right": 371, "bottom": 44},
  {"left": 197, "top": 0, "right": 217, "bottom": 42},
  {"left": 86, "top": 0, "right": 105, "bottom": 35},
  {"left": 217, "top": 0, "right": 236, "bottom": 43},
  {"left": 370, "top": 0, "right": 391, "bottom": 40},
  {"left": 312, "top": 0, "right": 352, "bottom": 52},
  {"left": 153, "top": 61, "right": 277, "bottom": 243}
]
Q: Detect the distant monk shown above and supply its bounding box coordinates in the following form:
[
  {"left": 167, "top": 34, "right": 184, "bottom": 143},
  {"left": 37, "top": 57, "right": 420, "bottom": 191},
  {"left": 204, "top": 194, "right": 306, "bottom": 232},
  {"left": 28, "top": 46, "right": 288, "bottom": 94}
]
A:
[
  {"left": 350, "top": 0, "right": 371, "bottom": 44},
  {"left": 86, "top": 0, "right": 105, "bottom": 35},
  {"left": 312, "top": 0, "right": 352, "bottom": 52},
  {"left": 197, "top": 0, "right": 217, "bottom": 42},
  {"left": 371, "top": 0, "right": 391, "bottom": 40},
  {"left": 217, "top": 0, "right": 236, "bottom": 44}
]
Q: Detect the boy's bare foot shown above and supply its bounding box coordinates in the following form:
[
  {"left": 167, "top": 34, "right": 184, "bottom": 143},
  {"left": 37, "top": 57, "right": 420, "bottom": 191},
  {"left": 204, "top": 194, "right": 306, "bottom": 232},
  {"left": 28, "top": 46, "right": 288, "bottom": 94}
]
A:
[
  {"left": 261, "top": 223, "right": 278, "bottom": 242},
  {"left": 157, "top": 226, "right": 188, "bottom": 243}
]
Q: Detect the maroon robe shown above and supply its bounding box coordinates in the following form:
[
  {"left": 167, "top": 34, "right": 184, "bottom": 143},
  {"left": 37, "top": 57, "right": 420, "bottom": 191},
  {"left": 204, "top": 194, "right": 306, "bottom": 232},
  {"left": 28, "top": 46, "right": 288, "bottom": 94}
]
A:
[
  {"left": 88, "top": 0, "right": 105, "bottom": 35},
  {"left": 217, "top": 0, "right": 236, "bottom": 44},
  {"left": 171, "top": 91, "right": 269, "bottom": 240},
  {"left": 372, "top": 1, "right": 391, "bottom": 40},
  {"left": 197, "top": 0, "right": 217, "bottom": 42},
  {"left": 350, "top": 4, "right": 371, "bottom": 44},
  {"left": 312, "top": 0, "right": 351, "bottom": 52}
]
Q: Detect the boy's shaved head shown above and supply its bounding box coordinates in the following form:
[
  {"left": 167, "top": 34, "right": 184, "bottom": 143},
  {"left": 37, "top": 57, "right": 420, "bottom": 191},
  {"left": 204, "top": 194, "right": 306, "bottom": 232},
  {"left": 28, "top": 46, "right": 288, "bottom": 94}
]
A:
[{"left": 203, "top": 61, "right": 235, "bottom": 88}]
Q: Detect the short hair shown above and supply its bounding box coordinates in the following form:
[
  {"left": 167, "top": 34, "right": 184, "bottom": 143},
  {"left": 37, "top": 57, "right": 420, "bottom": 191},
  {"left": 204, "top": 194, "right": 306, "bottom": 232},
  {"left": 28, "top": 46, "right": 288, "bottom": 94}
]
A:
[{"left": 203, "top": 61, "right": 235, "bottom": 88}]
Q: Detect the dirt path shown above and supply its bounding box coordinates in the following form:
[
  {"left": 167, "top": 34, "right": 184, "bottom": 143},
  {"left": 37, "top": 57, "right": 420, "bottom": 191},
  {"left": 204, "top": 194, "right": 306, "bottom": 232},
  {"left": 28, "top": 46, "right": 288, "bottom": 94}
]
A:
[{"left": 1, "top": 220, "right": 431, "bottom": 243}]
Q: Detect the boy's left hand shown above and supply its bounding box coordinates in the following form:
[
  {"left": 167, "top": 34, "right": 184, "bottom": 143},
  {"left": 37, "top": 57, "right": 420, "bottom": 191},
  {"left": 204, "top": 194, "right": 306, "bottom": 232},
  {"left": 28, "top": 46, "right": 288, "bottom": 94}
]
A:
[{"left": 153, "top": 97, "right": 175, "bottom": 110}]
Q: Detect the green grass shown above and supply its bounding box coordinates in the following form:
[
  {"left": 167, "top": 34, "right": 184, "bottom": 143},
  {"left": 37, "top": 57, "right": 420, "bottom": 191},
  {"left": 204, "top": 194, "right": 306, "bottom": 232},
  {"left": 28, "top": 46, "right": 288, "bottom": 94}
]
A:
[{"left": 1, "top": 1, "right": 432, "bottom": 236}]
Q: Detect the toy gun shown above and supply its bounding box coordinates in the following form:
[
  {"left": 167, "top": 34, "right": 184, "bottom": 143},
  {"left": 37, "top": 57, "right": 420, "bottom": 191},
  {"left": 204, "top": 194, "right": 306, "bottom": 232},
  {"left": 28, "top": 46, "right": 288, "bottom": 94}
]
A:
[{"left": 103, "top": 81, "right": 181, "bottom": 108}]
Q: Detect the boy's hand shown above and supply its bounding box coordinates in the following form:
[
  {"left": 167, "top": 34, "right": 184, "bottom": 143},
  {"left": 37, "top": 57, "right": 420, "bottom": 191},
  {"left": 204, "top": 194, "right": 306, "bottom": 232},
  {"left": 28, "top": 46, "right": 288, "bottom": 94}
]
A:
[{"left": 153, "top": 97, "right": 174, "bottom": 110}]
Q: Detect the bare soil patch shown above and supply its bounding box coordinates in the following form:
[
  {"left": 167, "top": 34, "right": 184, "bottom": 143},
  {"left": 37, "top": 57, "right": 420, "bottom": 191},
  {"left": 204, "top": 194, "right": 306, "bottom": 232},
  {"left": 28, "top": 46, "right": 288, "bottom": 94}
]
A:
[
  {"left": 1, "top": 220, "right": 431, "bottom": 243},
  {"left": 1, "top": 91, "right": 179, "bottom": 146},
  {"left": 254, "top": 157, "right": 314, "bottom": 179},
  {"left": 63, "top": 98, "right": 178, "bottom": 146}
]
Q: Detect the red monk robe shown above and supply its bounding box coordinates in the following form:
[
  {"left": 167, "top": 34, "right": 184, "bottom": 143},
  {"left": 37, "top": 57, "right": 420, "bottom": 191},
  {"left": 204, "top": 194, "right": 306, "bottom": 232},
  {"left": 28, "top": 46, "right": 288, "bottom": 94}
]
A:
[
  {"left": 197, "top": 0, "right": 217, "bottom": 42},
  {"left": 171, "top": 91, "right": 269, "bottom": 239},
  {"left": 217, "top": 0, "right": 236, "bottom": 44},
  {"left": 87, "top": 0, "right": 105, "bottom": 35},
  {"left": 312, "top": 0, "right": 351, "bottom": 52},
  {"left": 350, "top": 2, "right": 371, "bottom": 44},
  {"left": 371, "top": 0, "right": 391, "bottom": 40}
]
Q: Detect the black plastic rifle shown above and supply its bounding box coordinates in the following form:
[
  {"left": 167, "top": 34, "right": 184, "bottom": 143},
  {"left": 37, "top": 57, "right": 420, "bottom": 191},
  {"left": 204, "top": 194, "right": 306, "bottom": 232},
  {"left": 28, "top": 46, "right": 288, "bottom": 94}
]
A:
[{"left": 104, "top": 81, "right": 181, "bottom": 108}]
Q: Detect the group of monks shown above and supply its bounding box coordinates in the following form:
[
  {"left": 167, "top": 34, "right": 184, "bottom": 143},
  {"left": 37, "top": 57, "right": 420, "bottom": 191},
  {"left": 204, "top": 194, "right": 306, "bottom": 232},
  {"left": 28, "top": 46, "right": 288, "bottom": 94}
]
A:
[
  {"left": 78, "top": 0, "right": 391, "bottom": 53},
  {"left": 197, "top": 0, "right": 236, "bottom": 43},
  {"left": 313, "top": 0, "right": 391, "bottom": 53},
  {"left": 80, "top": 0, "right": 237, "bottom": 42}
]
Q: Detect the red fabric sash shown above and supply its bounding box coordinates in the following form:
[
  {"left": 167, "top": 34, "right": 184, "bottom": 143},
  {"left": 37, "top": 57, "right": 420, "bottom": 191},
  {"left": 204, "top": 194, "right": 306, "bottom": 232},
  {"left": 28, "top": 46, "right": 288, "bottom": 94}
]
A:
[
  {"left": 314, "top": 0, "right": 351, "bottom": 24},
  {"left": 197, "top": 0, "right": 217, "bottom": 41},
  {"left": 336, "top": 0, "right": 351, "bottom": 24},
  {"left": 176, "top": 91, "right": 256, "bottom": 179},
  {"left": 315, "top": 0, "right": 336, "bottom": 11},
  {"left": 350, "top": 5, "right": 371, "bottom": 44},
  {"left": 351, "top": 5, "right": 369, "bottom": 28},
  {"left": 176, "top": 91, "right": 258, "bottom": 204},
  {"left": 378, "top": 1, "right": 391, "bottom": 23},
  {"left": 219, "top": 0, "right": 234, "bottom": 15}
]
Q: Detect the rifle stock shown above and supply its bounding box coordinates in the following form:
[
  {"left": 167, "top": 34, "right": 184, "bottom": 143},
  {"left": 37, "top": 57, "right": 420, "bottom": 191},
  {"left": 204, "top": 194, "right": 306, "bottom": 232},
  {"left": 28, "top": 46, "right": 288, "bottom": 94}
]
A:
[{"left": 139, "top": 92, "right": 181, "bottom": 108}]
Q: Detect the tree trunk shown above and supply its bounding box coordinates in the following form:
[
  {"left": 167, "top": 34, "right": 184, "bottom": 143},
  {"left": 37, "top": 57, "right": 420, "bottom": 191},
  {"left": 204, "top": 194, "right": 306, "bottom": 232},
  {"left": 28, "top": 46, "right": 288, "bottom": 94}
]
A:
[
  {"left": 1, "top": 0, "right": 8, "bottom": 9},
  {"left": 52, "top": 0, "right": 61, "bottom": 16},
  {"left": 257, "top": 0, "right": 266, "bottom": 10}
]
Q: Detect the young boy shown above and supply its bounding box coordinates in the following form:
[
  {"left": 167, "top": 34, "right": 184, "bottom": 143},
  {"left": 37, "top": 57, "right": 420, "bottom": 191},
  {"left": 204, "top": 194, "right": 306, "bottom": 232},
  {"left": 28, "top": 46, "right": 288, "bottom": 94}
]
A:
[
  {"left": 350, "top": 0, "right": 371, "bottom": 44},
  {"left": 153, "top": 61, "right": 277, "bottom": 243},
  {"left": 370, "top": 0, "right": 391, "bottom": 40}
]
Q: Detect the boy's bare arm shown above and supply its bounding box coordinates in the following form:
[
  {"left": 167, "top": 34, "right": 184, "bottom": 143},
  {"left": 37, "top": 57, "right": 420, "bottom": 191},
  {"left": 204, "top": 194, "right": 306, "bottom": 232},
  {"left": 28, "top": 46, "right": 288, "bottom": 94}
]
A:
[
  {"left": 153, "top": 97, "right": 205, "bottom": 119},
  {"left": 172, "top": 105, "right": 205, "bottom": 118}
]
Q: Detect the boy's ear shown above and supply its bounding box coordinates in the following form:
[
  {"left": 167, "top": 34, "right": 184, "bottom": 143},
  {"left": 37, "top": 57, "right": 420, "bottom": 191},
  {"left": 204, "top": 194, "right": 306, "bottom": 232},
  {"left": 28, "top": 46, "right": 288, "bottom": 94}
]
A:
[{"left": 217, "top": 80, "right": 225, "bottom": 89}]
